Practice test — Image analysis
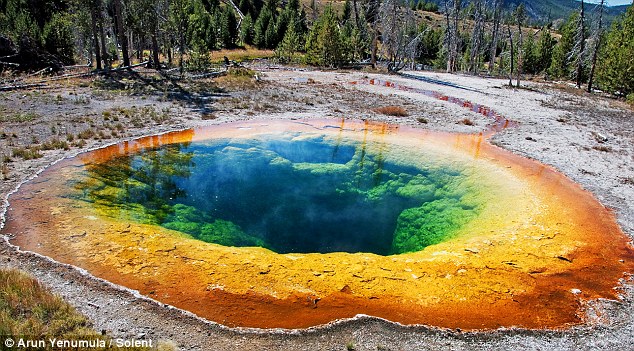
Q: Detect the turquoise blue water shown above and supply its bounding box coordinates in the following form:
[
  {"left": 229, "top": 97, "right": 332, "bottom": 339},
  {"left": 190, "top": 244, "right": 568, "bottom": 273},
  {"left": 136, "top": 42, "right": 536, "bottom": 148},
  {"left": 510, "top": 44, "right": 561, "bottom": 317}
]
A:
[{"left": 76, "top": 133, "right": 481, "bottom": 255}]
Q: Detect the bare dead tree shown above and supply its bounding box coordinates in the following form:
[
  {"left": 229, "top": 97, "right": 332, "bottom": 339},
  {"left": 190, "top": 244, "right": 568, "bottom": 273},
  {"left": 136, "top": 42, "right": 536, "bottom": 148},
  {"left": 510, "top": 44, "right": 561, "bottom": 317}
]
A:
[
  {"left": 515, "top": 3, "right": 526, "bottom": 87},
  {"left": 444, "top": 0, "right": 452, "bottom": 72},
  {"left": 378, "top": 0, "right": 417, "bottom": 71},
  {"left": 488, "top": 0, "right": 503, "bottom": 74},
  {"left": 366, "top": 0, "right": 382, "bottom": 68},
  {"left": 506, "top": 18, "right": 514, "bottom": 87},
  {"left": 353, "top": 0, "right": 361, "bottom": 29},
  {"left": 469, "top": 0, "right": 485, "bottom": 73},
  {"left": 88, "top": 0, "right": 103, "bottom": 70},
  {"left": 572, "top": 0, "right": 586, "bottom": 89},
  {"left": 587, "top": 0, "right": 605, "bottom": 93},
  {"left": 451, "top": 0, "right": 461, "bottom": 72},
  {"left": 151, "top": 2, "right": 161, "bottom": 69},
  {"left": 98, "top": 4, "right": 111, "bottom": 69},
  {"left": 113, "top": 0, "right": 131, "bottom": 67},
  {"left": 443, "top": 0, "right": 461, "bottom": 72}
]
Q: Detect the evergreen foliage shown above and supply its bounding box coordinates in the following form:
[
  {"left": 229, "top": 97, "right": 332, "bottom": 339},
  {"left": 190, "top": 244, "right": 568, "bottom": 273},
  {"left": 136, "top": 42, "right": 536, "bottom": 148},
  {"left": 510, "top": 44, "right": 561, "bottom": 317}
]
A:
[
  {"left": 596, "top": 5, "right": 634, "bottom": 96},
  {"left": 42, "top": 12, "right": 75, "bottom": 64},
  {"left": 549, "top": 12, "right": 577, "bottom": 79},
  {"left": 521, "top": 31, "right": 538, "bottom": 74},
  {"left": 535, "top": 27, "right": 555, "bottom": 73},
  {"left": 0, "top": 0, "right": 630, "bottom": 89},
  {"left": 240, "top": 14, "right": 255, "bottom": 45},
  {"left": 417, "top": 22, "right": 442, "bottom": 66},
  {"left": 305, "top": 5, "right": 347, "bottom": 67}
]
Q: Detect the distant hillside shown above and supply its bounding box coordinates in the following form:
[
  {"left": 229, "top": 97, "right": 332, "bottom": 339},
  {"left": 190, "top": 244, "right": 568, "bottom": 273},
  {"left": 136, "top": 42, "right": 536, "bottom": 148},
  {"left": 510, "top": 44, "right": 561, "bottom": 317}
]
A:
[{"left": 427, "top": 0, "right": 630, "bottom": 23}]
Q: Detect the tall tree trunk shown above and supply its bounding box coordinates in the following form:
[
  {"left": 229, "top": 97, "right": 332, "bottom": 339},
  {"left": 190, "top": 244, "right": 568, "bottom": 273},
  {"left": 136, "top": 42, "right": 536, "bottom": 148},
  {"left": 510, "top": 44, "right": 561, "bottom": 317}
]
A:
[
  {"left": 179, "top": 29, "right": 185, "bottom": 74},
  {"left": 515, "top": 4, "right": 525, "bottom": 87},
  {"left": 98, "top": 14, "right": 110, "bottom": 69},
  {"left": 488, "top": 0, "right": 502, "bottom": 74},
  {"left": 167, "top": 33, "right": 173, "bottom": 65},
  {"left": 449, "top": 0, "right": 461, "bottom": 72},
  {"left": 152, "top": 32, "right": 160, "bottom": 69},
  {"left": 575, "top": 0, "right": 586, "bottom": 89},
  {"left": 352, "top": 0, "right": 360, "bottom": 29},
  {"left": 516, "top": 25, "right": 522, "bottom": 87},
  {"left": 444, "top": 0, "right": 452, "bottom": 72},
  {"left": 469, "top": 0, "right": 484, "bottom": 73},
  {"left": 135, "top": 33, "right": 142, "bottom": 61},
  {"left": 89, "top": 1, "right": 102, "bottom": 70},
  {"left": 113, "top": 0, "right": 130, "bottom": 67},
  {"left": 371, "top": 28, "right": 378, "bottom": 68},
  {"left": 587, "top": 0, "right": 605, "bottom": 93},
  {"left": 507, "top": 22, "right": 514, "bottom": 87}
]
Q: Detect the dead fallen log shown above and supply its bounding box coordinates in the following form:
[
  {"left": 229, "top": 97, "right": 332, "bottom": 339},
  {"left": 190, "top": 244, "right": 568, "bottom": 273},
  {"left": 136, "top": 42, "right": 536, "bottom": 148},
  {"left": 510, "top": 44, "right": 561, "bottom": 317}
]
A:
[
  {"left": 0, "top": 61, "right": 150, "bottom": 90},
  {"left": 189, "top": 70, "right": 227, "bottom": 79},
  {"left": 0, "top": 83, "right": 46, "bottom": 91},
  {"left": 0, "top": 61, "right": 19, "bottom": 67}
]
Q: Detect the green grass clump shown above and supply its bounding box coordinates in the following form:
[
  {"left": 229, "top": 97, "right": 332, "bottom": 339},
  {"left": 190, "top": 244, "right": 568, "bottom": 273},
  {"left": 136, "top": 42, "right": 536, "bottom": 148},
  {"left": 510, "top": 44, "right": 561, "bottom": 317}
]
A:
[
  {"left": 77, "top": 129, "right": 96, "bottom": 140},
  {"left": 41, "top": 138, "right": 70, "bottom": 151},
  {"left": 226, "top": 67, "right": 256, "bottom": 78},
  {"left": 12, "top": 147, "right": 43, "bottom": 160},
  {"left": 0, "top": 112, "right": 41, "bottom": 123}
]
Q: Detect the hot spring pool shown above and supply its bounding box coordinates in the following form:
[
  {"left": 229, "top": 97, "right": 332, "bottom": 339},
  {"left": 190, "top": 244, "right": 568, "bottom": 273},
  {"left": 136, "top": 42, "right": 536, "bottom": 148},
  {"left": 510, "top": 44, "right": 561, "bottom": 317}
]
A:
[{"left": 3, "top": 119, "right": 633, "bottom": 329}]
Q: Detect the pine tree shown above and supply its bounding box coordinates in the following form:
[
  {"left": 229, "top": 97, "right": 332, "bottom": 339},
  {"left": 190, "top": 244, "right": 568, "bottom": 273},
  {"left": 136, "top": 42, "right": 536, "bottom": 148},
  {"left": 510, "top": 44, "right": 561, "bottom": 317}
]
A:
[
  {"left": 521, "top": 31, "right": 538, "bottom": 75},
  {"left": 42, "top": 12, "right": 75, "bottom": 64},
  {"left": 264, "top": 17, "right": 278, "bottom": 48},
  {"left": 276, "top": 17, "right": 301, "bottom": 62},
  {"left": 305, "top": 6, "right": 344, "bottom": 67},
  {"left": 343, "top": 0, "right": 352, "bottom": 21},
  {"left": 220, "top": 6, "right": 238, "bottom": 48},
  {"left": 535, "top": 27, "right": 554, "bottom": 73},
  {"left": 417, "top": 22, "right": 442, "bottom": 66},
  {"left": 549, "top": 12, "right": 577, "bottom": 79},
  {"left": 240, "top": 13, "right": 255, "bottom": 45},
  {"left": 253, "top": 6, "right": 273, "bottom": 48},
  {"left": 597, "top": 4, "right": 634, "bottom": 96}
]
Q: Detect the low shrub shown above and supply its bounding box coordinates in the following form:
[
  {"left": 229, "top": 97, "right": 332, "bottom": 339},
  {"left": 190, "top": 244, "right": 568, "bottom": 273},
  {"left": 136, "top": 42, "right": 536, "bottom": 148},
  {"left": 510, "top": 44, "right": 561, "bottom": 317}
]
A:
[{"left": 373, "top": 106, "right": 409, "bottom": 117}]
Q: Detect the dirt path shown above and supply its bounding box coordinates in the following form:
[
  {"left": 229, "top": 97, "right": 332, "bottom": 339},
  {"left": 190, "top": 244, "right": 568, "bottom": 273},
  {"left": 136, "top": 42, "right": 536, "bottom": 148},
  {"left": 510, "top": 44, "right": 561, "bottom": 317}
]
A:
[{"left": 1, "top": 69, "right": 633, "bottom": 350}]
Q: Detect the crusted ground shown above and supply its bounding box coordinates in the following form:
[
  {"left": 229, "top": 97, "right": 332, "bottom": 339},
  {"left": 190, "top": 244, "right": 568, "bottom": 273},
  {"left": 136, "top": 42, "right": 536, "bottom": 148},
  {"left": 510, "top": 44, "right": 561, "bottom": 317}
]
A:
[{"left": 1, "top": 68, "right": 633, "bottom": 350}]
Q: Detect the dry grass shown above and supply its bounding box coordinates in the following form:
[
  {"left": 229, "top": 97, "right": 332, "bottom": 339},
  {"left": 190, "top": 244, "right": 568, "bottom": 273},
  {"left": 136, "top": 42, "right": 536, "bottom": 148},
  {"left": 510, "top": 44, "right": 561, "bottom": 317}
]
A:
[
  {"left": 0, "top": 268, "right": 93, "bottom": 337},
  {"left": 215, "top": 68, "right": 260, "bottom": 90},
  {"left": 0, "top": 268, "right": 156, "bottom": 350},
  {"left": 1, "top": 162, "right": 8, "bottom": 180},
  {"left": 201, "top": 112, "right": 217, "bottom": 120},
  {"left": 77, "top": 129, "right": 96, "bottom": 140},
  {"left": 373, "top": 106, "right": 409, "bottom": 117},
  {"left": 460, "top": 118, "right": 475, "bottom": 126},
  {"left": 12, "top": 146, "right": 43, "bottom": 160},
  {"left": 41, "top": 137, "right": 70, "bottom": 151},
  {"left": 592, "top": 145, "right": 612, "bottom": 152},
  {"left": 212, "top": 47, "right": 275, "bottom": 63}
]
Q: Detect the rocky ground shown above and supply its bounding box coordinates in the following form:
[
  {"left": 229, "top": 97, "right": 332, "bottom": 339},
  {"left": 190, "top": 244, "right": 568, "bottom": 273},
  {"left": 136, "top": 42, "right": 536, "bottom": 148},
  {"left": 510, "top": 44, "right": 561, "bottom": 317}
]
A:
[{"left": 1, "top": 67, "right": 633, "bottom": 350}]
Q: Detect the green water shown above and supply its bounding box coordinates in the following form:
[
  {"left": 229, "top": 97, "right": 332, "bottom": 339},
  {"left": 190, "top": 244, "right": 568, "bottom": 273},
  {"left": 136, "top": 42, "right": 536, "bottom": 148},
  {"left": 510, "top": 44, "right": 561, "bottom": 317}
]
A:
[{"left": 74, "top": 133, "right": 482, "bottom": 255}]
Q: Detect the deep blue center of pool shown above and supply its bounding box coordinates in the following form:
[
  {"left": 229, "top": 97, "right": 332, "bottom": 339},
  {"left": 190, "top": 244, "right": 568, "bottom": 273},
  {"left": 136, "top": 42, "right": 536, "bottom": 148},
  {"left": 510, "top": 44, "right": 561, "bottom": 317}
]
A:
[{"left": 78, "top": 133, "right": 479, "bottom": 255}]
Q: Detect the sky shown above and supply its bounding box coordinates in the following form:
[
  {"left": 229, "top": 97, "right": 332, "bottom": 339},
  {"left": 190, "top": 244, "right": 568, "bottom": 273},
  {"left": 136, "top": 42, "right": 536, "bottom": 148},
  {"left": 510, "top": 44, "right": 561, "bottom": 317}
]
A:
[{"left": 577, "top": 0, "right": 633, "bottom": 6}]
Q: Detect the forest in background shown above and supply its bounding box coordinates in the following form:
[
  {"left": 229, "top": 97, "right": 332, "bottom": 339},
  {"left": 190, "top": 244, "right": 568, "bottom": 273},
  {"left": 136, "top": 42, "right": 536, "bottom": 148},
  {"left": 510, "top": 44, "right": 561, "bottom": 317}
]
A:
[{"left": 0, "top": 0, "right": 633, "bottom": 98}]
